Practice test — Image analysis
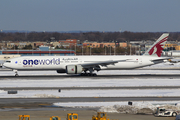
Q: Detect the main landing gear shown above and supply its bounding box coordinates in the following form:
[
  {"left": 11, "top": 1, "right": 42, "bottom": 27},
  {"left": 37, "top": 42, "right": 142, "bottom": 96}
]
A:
[
  {"left": 14, "top": 70, "right": 19, "bottom": 76},
  {"left": 80, "top": 73, "right": 97, "bottom": 76},
  {"left": 80, "top": 69, "right": 97, "bottom": 76}
]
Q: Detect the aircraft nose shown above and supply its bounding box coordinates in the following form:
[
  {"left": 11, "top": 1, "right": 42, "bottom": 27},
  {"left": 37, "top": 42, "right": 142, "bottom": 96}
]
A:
[
  {"left": 3, "top": 60, "right": 12, "bottom": 68},
  {"left": 3, "top": 62, "right": 8, "bottom": 67},
  {"left": 3, "top": 63, "right": 8, "bottom": 68}
]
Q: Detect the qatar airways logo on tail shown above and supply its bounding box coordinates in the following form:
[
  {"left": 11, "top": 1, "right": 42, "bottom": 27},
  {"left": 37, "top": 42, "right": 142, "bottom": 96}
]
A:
[
  {"left": 23, "top": 58, "right": 60, "bottom": 65},
  {"left": 148, "top": 36, "right": 168, "bottom": 57}
]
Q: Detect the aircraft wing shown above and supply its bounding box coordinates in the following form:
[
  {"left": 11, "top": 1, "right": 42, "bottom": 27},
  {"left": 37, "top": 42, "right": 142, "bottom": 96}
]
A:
[
  {"left": 80, "top": 59, "right": 130, "bottom": 68},
  {"left": 150, "top": 57, "right": 173, "bottom": 63}
]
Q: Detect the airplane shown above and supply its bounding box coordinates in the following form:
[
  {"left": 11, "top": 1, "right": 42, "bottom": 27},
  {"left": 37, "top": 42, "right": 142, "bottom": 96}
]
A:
[{"left": 4, "top": 33, "right": 170, "bottom": 76}]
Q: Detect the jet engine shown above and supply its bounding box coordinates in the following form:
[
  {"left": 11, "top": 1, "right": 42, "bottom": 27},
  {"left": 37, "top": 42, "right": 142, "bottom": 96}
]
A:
[
  {"left": 66, "top": 65, "right": 83, "bottom": 74},
  {"left": 56, "top": 69, "right": 66, "bottom": 73}
]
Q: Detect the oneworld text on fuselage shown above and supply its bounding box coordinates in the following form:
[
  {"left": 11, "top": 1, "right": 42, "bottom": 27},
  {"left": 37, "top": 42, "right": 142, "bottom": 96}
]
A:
[{"left": 23, "top": 58, "right": 60, "bottom": 65}]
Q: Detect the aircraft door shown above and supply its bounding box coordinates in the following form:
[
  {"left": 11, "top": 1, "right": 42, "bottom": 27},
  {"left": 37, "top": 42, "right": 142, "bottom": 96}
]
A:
[
  {"left": 138, "top": 58, "right": 142, "bottom": 64},
  {"left": 17, "top": 59, "right": 22, "bottom": 65}
]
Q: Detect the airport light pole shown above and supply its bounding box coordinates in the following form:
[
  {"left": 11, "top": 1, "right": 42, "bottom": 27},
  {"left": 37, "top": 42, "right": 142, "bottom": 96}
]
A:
[
  {"left": 70, "top": 43, "right": 71, "bottom": 56},
  {"left": 139, "top": 45, "right": 140, "bottom": 55},
  {"left": 90, "top": 46, "right": 91, "bottom": 55},
  {"left": 114, "top": 46, "right": 116, "bottom": 55},
  {"left": 130, "top": 44, "right": 131, "bottom": 55},
  {"left": 49, "top": 47, "right": 50, "bottom": 56},
  {"left": 82, "top": 46, "right": 83, "bottom": 55},
  {"left": 110, "top": 46, "right": 111, "bottom": 55},
  {"left": 75, "top": 43, "right": 76, "bottom": 56}
]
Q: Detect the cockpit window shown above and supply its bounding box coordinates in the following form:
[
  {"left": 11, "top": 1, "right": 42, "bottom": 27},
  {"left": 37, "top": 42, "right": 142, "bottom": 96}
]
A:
[{"left": 5, "top": 61, "right": 11, "bottom": 63}]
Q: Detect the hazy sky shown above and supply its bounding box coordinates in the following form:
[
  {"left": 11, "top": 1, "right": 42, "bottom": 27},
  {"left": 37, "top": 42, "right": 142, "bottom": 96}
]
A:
[{"left": 0, "top": 0, "right": 180, "bottom": 32}]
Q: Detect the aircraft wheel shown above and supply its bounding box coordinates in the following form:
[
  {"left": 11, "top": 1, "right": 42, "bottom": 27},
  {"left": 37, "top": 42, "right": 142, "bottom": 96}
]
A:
[
  {"left": 81, "top": 73, "right": 87, "bottom": 76},
  {"left": 15, "top": 74, "right": 19, "bottom": 76},
  {"left": 92, "top": 73, "right": 97, "bottom": 76},
  {"left": 172, "top": 112, "right": 177, "bottom": 117},
  {"left": 80, "top": 73, "right": 97, "bottom": 76},
  {"left": 87, "top": 73, "right": 91, "bottom": 76}
]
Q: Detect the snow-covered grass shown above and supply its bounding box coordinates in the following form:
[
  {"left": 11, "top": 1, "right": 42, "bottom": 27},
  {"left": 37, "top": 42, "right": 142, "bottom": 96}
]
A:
[{"left": 53, "top": 101, "right": 180, "bottom": 108}]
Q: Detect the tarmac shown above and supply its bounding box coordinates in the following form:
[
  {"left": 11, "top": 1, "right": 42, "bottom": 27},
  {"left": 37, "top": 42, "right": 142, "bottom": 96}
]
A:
[
  {"left": 0, "top": 68, "right": 179, "bottom": 120},
  {"left": 0, "top": 109, "right": 175, "bottom": 120},
  {"left": 1, "top": 73, "right": 180, "bottom": 79}
]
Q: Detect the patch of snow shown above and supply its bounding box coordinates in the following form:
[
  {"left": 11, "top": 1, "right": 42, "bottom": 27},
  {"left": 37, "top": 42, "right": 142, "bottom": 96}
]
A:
[{"left": 53, "top": 101, "right": 180, "bottom": 114}]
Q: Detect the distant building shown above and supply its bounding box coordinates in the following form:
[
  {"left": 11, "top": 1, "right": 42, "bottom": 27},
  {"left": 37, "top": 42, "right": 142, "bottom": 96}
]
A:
[
  {"left": 82, "top": 42, "right": 127, "bottom": 48},
  {"left": 119, "top": 42, "right": 127, "bottom": 47},
  {"left": 59, "top": 39, "right": 77, "bottom": 48},
  {"left": 0, "top": 46, "right": 75, "bottom": 56}
]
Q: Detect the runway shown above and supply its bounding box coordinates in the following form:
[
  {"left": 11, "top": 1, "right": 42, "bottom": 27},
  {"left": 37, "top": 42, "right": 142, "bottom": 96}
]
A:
[
  {"left": 1, "top": 86, "right": 180, "bottom": 90},
  {"left": 1, "top": 74, "right": 180, "bottom": 79},
  {"left": 1, "top": 97, "right": 180, "bottom": 107}
]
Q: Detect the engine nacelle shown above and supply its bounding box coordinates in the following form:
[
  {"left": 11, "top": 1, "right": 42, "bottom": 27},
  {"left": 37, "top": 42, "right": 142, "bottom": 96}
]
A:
[
  {"left": 66, "top": 65, "right": 83, "bottom": 74},
  {"left": 57, "top": 69, "right": 66, "bottom": 73}
]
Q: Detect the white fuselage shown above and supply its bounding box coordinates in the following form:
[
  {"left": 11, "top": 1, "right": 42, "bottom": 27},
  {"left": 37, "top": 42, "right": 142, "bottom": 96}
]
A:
[{"left": 3, "top": 55, "right": 162, "bottom": 71}]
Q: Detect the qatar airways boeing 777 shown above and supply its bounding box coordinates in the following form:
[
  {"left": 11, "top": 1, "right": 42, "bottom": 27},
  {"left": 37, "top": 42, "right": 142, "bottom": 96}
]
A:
[{"left": 4, "top": 33, "right": 170, "bottom": 76}]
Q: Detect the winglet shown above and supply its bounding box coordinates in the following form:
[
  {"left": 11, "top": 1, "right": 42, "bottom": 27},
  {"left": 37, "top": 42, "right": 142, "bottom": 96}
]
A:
[{"left": 143, "top": 33, "right": 169, "bottom": 57}]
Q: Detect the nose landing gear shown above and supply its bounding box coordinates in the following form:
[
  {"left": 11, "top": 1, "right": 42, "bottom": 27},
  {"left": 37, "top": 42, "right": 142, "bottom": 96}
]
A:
[{"left": 14, "top": 70, "right": 19, "bottom": 76}]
